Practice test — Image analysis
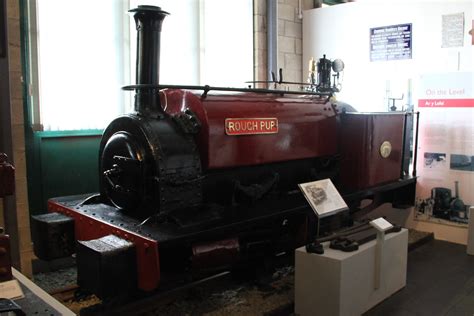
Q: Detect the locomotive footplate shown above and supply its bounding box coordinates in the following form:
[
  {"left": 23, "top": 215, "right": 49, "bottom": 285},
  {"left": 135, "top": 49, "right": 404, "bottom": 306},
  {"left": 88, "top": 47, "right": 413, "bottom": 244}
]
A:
[{"left": 47, "top": 192, "right": 314, "bottom": 293}]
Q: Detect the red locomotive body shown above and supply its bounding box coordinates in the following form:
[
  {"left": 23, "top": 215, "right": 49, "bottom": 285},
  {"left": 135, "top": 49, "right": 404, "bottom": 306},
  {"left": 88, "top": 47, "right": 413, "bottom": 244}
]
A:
[
  {"left": 340, "top": 113, "right": 406, "bottom": 190},
  {"left": 161, "top": 89, "right": 338, "bottom": 169}
]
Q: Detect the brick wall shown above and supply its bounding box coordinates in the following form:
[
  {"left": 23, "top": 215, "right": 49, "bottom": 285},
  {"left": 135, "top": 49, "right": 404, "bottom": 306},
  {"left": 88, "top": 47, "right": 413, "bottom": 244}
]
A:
[{"left": 6, "top": 0, "right": 33, "bottom": 277}]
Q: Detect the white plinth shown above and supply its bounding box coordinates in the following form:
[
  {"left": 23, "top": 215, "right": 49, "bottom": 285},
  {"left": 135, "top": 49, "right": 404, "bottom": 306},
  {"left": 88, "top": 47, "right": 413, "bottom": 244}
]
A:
[{"left": 295, "top": 228, "right": 408, "bottom": 316}]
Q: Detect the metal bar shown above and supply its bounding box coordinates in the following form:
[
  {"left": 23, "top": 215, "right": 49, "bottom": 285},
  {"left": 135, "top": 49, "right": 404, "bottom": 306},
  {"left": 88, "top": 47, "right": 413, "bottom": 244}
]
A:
[
  {"left": 267, "top": 0, "right": 277, "bottom": 83},
  {"left": 122, "top": 84, "right": 332, "bottom": 97},
  {"left": 412, "top": 111, "right": 420, "bottom": 177},
  {"left": 316, "top": 220, "right": 370, "bottom": 243},
  {"left": 317, "top": 223, "right": 373, "bottom": 243},
  {"left": 329, "top": 225, "right": 401, "bottom": 252},
  {"left": 400, "top": 112, "right": 408, "bottom": 179},
  {"left": 246, "top": 80, "right": 314, "bottom": 86},
  {"left": 0, "top": 0, "right": 21, "bottom": 270}
]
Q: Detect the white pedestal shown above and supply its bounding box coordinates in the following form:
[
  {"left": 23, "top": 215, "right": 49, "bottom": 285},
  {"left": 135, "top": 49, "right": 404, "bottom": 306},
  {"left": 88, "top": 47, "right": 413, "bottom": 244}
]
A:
[{"left": 295, "top": 229, "right": 408, "bottom": 316}]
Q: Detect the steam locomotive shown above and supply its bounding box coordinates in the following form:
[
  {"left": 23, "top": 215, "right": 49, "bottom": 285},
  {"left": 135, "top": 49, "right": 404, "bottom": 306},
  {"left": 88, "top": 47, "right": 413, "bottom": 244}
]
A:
[{"left": 32, "top": 5, "right": 417, "bottom": 298}]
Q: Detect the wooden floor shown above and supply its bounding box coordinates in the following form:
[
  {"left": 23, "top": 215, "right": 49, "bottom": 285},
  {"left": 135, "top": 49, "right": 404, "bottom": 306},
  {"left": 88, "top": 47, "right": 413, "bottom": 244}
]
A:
[{"left": 366, "top": 240, "right": 474, "bottom": 316}]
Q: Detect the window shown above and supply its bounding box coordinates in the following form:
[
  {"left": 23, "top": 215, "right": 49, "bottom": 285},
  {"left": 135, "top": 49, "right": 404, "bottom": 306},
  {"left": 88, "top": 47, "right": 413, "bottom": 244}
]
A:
[
  {"left": 27, "top": 0, "right": 253, "bottom": 131},
  {"left": 198, "top": 0, "right": 254, "bottom": 87}
]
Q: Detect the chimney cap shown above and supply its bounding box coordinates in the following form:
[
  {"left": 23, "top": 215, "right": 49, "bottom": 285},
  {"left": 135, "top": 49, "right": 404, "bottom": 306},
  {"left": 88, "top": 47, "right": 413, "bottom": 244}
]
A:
[{"left": 129, "top": 5, "right": 169, "bottom": 15}]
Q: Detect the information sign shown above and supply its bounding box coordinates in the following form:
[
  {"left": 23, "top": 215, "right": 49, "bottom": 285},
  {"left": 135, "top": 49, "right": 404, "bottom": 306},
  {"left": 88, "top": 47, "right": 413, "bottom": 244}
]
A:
[{"left": 370, "top": 23, "right": 412, "bottom": 62}]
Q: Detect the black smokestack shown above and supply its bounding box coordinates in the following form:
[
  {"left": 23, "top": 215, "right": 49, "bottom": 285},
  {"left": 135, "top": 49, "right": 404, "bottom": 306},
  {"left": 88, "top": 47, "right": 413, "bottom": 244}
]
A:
[{"left": 129, "top": 5, "right": 168, "bottom": 116}]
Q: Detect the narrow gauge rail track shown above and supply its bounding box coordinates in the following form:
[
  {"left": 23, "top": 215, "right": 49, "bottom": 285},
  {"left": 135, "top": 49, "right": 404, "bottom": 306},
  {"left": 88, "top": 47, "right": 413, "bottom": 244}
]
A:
[
  {"left": 49, "top": 271, "right": 232, "bottom": 316},
  {"left": 47, "top": 263, "right": 296, "bottom": 315},
  {"left": 49, "top": 284, "right": 80, "bottom": 302}
]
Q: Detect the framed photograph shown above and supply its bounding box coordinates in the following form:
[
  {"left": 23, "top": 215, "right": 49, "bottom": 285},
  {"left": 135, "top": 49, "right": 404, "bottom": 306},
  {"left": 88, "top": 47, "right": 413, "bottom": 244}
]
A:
[{"left": 298, "top": 179, "right": 348, "bottom": 218}]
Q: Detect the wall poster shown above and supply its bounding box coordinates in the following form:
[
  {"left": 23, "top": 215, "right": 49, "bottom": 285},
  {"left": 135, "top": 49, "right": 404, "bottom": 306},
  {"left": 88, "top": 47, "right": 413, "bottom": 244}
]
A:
[
  {"left": 442, "top": 12, "right": 464, "bottom": 48},
  {"left": 414, "top": 72, "right": 474, "bottom": 227},
  {"left": 370, "top": 23, "right": 412, "bottom": 62}
]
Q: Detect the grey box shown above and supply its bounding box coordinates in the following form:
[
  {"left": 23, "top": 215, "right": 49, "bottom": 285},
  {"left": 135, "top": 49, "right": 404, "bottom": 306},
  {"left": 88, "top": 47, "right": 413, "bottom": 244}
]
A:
[
  {"left": 31, "top": 213, "right": 75, "bottom": 260},
  {"left": 77, "top": 234, "right": 136, "bottom": 299}
]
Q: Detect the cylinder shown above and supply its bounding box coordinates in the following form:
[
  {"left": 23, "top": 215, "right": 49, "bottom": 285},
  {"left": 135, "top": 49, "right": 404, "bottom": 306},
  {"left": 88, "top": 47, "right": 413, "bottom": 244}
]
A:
[{"left": 129, "top": 5, "right": 168, "bottom": 115}]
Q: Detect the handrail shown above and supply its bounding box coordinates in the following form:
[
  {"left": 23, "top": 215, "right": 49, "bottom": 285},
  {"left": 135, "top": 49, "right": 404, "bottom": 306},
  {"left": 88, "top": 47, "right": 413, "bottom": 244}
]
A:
[{"left": 122, "top": 84, "right": 333, "bottom": 98}]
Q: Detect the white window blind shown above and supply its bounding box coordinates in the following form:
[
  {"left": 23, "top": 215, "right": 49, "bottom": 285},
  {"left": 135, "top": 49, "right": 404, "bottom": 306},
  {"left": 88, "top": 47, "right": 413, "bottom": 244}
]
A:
[
  {"left": 199, "top": 0, "right": 253, "bottom": 87},
  {"left": 129, "top": 0, "right": 254, "bottom": 86},
  {"left": 30, "top": 0, "right": 253, "bottom": 131},
  {"left": 33, "top": 0, "right": 130, "bottom": 131}
]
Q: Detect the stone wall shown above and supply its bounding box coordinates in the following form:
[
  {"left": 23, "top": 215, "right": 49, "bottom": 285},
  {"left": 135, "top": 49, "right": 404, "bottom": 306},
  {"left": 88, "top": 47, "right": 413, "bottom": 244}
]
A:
[
  {"left": 254, "top": 0, "right": 267, "bottom": 83},
  {"left": 254, "top": 0, "right": 314, "bottom": 86},
  {"left": 5, "top": 0, "right": 33, "bottom": 277}
]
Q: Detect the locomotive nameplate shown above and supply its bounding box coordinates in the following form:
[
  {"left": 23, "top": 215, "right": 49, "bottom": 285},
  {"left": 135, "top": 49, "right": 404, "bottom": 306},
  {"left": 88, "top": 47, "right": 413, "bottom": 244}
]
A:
[{"left": 225, "top": 118, "right": 278, "bottom": 135}]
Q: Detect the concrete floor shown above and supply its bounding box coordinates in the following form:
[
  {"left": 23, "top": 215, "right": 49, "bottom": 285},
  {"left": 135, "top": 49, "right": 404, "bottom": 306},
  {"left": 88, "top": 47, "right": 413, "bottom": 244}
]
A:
[{"left": 366, "top": 240, "right": 474, "bottom": 316}]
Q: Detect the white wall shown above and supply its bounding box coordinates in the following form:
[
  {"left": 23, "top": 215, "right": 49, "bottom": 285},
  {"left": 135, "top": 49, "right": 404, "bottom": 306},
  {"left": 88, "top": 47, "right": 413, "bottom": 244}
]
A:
[
  {"left": 303, "top": 0, "right": 473, "bottom": 112},
  {"left": 303, "top": 0, "right": 474, "bottom": 244}
]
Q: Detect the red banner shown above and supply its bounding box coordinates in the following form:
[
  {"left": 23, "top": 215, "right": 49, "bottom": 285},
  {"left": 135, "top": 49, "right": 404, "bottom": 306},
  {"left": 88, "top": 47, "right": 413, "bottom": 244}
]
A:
[
  {"left": 225, "top": 118, "right": 278, "bottom": 135},
  {"left": 418, "top": 98, "right": 474, "bottom": 108}
]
